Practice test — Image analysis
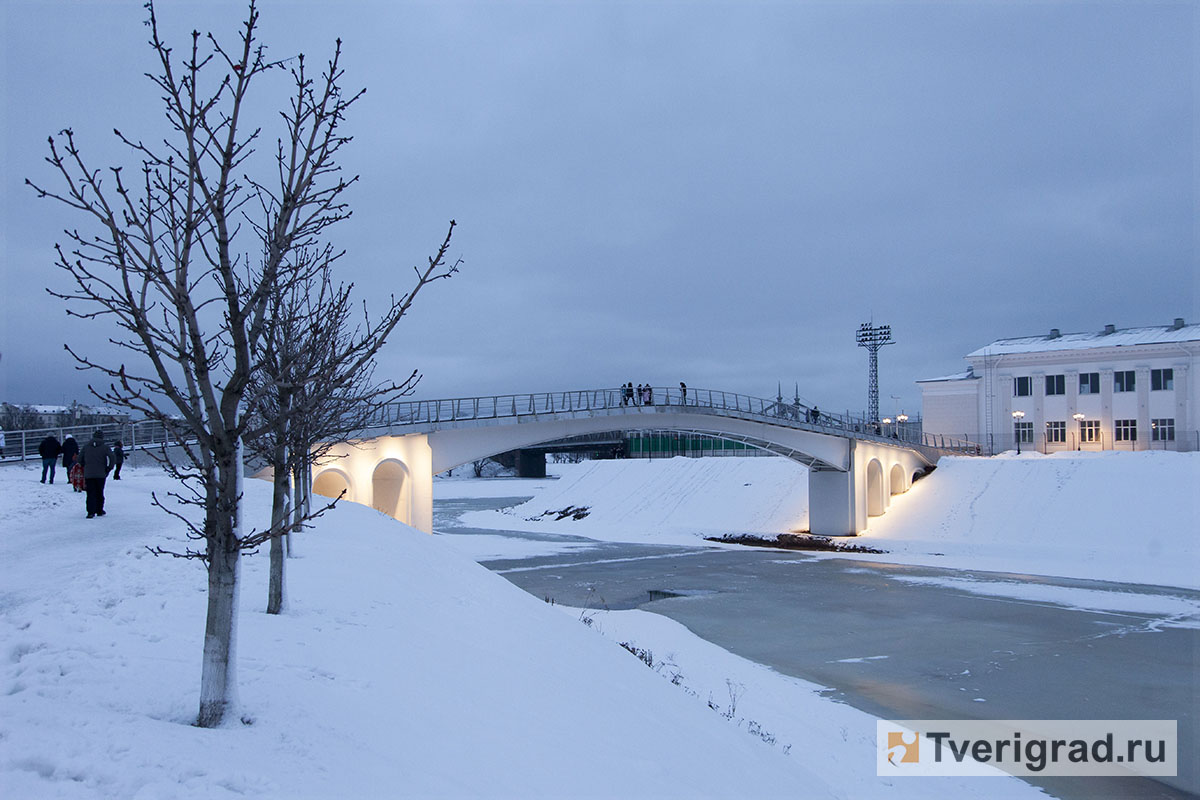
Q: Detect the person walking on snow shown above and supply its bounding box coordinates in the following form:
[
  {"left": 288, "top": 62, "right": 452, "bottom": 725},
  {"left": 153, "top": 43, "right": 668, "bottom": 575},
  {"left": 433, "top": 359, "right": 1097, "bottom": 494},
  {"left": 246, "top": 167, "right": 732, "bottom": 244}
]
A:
[
  {"left": 78, "top": 429, "right": 114, "bottom": 518},
  {"left": 61, "top": 436, "right": 79, "bottom": 477},
  {"left": 39, "top": 435, "right": 62, "bottom": 483},
  {"left": 112, "top": 440, "right": 125, "bottom": 480}
]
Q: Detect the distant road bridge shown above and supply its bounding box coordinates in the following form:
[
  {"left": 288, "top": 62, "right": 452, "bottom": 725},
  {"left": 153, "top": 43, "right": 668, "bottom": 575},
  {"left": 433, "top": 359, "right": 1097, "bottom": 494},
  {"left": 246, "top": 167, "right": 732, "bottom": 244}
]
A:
[{"left": 312, "top": 386, "right": 979, "bottom": 536}]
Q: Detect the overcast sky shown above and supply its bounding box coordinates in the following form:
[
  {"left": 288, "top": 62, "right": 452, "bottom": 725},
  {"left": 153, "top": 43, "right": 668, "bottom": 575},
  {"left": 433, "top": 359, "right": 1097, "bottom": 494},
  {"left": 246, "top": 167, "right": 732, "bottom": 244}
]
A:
[{"left": 1, "top": 1, "right": 1194, "bottom": 418}]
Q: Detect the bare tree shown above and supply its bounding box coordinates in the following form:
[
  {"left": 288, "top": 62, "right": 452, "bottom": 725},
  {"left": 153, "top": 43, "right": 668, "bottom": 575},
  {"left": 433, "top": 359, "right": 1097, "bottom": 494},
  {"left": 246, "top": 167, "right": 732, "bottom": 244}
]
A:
[
  {"left": 26, "top": 2, "right": 456, "bottom": 727},
  {"left": 247, "top": 229, "right": 457, "bottom": 615},
  {"left": 0, "top": 404, "right": 43, "bottom": 432}
]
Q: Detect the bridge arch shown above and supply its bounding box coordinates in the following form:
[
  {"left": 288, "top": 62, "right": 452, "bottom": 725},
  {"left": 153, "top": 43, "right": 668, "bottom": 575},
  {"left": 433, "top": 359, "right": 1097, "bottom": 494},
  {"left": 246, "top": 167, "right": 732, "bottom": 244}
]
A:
[
  {"left": 865, "top": 458, "right": 886, "bottom": 517},
  {"left": 423, "top": 412, "right": 853, "bottom": 476},
  {"left": 317, "top": 388, "right": 968, "bottom": 536},
  {"left": 312, "top": 467, "right": 354, "bottom": 503},
  {"left": 372, "top": 458, "right": 412, "bottom": 522}
]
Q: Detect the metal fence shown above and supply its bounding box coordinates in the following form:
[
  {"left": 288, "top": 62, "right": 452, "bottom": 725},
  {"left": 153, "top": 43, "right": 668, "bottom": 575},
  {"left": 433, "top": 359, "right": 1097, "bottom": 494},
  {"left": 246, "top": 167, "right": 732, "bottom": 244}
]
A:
[
  {"left": 0, "top": 419, "right": 179, "bottom": 463},
  {"left": 369, "top": 385, "right": 981, "bottom": 457}
]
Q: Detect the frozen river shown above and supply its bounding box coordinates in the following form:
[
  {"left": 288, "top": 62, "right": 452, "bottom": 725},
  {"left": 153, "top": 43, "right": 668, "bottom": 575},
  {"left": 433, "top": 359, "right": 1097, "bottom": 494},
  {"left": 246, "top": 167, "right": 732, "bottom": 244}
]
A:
[{"left": 434, "top": 496, "right": 1199, "bottom": 800}]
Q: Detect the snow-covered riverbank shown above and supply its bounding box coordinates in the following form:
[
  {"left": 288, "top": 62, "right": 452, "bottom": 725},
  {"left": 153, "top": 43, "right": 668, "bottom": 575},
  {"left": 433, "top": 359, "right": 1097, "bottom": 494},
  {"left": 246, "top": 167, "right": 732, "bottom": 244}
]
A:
[
  {"left": 0, "top": 464, "right": 823, "bottom": 798},
  {"left": 454, "top": 451, "right": 1198, "bottom": 589}
]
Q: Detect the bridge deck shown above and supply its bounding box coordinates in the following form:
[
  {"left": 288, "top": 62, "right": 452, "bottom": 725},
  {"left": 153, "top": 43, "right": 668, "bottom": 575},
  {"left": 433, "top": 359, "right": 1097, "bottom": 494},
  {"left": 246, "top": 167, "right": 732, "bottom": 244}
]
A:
[{"left": 365, "top": 386, "right": 980, "bottom": 462}]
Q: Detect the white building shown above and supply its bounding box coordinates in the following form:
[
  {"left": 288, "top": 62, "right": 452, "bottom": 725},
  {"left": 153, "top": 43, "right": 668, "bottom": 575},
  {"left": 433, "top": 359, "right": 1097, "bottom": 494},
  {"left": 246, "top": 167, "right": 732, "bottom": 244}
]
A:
[{"left": 918, "top": 319, "right": 1197, "bottom": 453}]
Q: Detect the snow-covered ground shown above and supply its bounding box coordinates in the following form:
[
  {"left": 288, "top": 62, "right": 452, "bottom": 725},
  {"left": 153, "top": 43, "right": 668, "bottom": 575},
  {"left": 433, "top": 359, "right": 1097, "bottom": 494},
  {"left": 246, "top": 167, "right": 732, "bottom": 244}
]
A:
[
  {"left": 860, "top": 451, "right": 1198, "bottom": 589},
  {"left": 456, "top": 452, "right": 1199, "bottom": 590},
  {"left": 459, "top": 457, "right": 810, "bottom": 546},
  {"left": 0, "top": 461, "right": 1048, "bottom": 799}
]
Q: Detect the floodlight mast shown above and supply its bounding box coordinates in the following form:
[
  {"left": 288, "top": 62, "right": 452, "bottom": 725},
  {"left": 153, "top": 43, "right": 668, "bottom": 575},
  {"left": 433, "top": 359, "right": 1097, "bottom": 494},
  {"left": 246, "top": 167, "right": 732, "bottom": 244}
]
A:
[{"left": 855, "top": 322, "right": 894, "bottom": 423}]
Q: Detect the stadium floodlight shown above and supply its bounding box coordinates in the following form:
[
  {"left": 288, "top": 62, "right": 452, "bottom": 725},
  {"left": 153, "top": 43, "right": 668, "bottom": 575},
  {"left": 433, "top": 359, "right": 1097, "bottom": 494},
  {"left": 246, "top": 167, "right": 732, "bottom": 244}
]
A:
[{"left": 855, "top": 322, "right": 894, "bottom": 423}]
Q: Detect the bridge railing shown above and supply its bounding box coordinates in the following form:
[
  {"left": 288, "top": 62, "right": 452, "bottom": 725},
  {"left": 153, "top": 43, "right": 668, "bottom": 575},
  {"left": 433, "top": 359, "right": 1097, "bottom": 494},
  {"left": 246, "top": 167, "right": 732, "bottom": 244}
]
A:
[
  {"left": 0, "top": 419, "right": 181, "bottom": 463},
  {"left": 368, "top": 386, "right": 983, "bottom": 457}
]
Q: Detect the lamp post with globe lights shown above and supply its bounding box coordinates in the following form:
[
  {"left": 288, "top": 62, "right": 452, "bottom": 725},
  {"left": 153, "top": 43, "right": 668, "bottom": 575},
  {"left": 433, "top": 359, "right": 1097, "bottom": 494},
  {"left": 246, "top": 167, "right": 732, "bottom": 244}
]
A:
[{"left": 1012, "top": 410, "right": 1026, "bottom": 454}]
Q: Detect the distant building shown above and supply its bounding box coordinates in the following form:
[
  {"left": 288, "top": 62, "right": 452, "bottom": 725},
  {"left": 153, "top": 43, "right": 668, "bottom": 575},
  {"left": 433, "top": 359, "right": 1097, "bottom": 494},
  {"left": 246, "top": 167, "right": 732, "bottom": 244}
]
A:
[
  {"left": 0, "top": 401, "right": 132, "bottom": 431},
  {"left": 918, "top": 319, "right": 1197, "bottom": 452}
]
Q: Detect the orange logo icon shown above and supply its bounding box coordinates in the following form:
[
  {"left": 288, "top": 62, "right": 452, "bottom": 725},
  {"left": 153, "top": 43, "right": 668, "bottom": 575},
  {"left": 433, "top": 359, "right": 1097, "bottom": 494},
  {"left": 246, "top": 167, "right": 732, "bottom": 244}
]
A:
[{"left": 887, "top": 731, "right": 919, "bottom": 765}]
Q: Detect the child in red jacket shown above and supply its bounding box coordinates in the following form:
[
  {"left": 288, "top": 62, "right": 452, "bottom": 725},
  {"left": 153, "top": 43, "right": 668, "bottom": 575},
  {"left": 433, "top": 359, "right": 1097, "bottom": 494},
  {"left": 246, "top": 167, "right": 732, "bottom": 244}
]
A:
[{"left": 69, "top": 455, "right": 85, "bottom": 492}]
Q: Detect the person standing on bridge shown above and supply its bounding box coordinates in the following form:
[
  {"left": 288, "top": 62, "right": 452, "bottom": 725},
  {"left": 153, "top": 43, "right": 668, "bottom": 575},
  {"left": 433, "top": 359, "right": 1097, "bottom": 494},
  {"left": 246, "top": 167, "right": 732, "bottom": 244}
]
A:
[
  {"left": 644, "top": 384, "right": 654, "bottom": 405},
  {"left": 679, "top": 382, "right": 687, "bottom": 404},
  {"left": 636, "top": 384, "right": 643, "bottom": 405},
  {"left": 811, "top": 406, "right": 821, "bottom": 424}
]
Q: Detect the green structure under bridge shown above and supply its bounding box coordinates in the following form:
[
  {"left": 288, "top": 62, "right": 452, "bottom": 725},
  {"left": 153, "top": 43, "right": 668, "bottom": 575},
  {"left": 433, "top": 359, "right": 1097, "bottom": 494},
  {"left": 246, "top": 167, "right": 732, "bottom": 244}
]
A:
[
  {"left": 623, "top": 430, "right": 768, "bottom": 458},
  {"left": 516, "top": 429, "right": 772, "bottom": 463}
]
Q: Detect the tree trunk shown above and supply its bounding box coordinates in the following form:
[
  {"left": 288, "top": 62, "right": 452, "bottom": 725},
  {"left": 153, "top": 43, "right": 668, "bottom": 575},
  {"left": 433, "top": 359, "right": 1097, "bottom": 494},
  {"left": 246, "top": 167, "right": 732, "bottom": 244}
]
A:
[
  {"left": 289, "top": 461, "right": 305, "bottom": 558},
  {"left": 198, "top": 432, "right": 243, "bottom": 728},
  {"left": 198, "top": 516, "right": 240, "bottom": 727},
  {"left": 267, "top": 436, "right": 289, "bottom": 614}
]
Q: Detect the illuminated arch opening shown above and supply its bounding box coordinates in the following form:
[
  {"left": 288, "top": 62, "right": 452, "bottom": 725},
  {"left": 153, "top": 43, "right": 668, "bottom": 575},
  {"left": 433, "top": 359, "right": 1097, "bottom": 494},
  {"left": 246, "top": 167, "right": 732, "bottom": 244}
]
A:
[
  {"left": 372, "top": 459, "right": 411, "bottom": 522},
  {"left": 312, "top": 469, "right": 352, "bottom": 502},
  {"left": 866, "top": 459, "right": 886, "bottom": 517},
  {"left": 889, "top": 463, "right": 907, "bottom": 495}
]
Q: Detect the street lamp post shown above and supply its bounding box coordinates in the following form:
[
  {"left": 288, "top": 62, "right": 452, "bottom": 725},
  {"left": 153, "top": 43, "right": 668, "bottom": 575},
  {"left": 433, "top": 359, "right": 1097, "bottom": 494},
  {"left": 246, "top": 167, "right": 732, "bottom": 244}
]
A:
[
  {"left": 897, "top": 413, "right": 908, "bottom": 442},
  {"left": 1072, "top": 413, "right": 1085, "bottom": 451},
  {"left": 1012, "top": 410, "right": 1026, "bottom": 454}
]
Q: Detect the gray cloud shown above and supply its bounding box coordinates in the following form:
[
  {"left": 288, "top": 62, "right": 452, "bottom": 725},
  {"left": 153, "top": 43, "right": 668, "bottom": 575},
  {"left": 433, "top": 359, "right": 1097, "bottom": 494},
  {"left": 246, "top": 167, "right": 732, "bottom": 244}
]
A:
[{"left": 2, "top": 1, "right": 1193, "bottom": 418}]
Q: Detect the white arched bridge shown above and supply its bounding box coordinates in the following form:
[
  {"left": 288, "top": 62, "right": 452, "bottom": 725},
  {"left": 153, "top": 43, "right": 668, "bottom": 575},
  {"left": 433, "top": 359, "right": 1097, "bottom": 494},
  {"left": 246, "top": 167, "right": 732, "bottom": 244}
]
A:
[{"left": 311, "top": 386, "right": 979, "bottom": 537}]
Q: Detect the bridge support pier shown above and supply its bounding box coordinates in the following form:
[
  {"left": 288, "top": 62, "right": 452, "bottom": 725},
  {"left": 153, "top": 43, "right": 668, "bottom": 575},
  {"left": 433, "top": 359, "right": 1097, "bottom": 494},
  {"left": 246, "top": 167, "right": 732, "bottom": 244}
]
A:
[
  {"left": 808, "top": 441, "right": 867, "bottom": 536},
  {"left": 516, "top": 449, "right": 546, "bottom": 478},
  {"left": 808, "top": 467, "right": 865, "bottom": 536}
]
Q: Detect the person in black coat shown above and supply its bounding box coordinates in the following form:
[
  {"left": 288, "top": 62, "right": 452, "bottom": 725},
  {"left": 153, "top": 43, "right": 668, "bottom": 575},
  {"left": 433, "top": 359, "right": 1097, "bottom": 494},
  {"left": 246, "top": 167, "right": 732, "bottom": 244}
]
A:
[
  {"left": 61, "top": 436, "right": 79, "bottom": 476},
  {"left": 78, "top": 430, "right": 114, "bottom": 519},
  {"left": 39, "top": 435, "right": 63, "bottom": 483},
  {"left": 112, "top": 441, "right": 125, "bottom": 480}
]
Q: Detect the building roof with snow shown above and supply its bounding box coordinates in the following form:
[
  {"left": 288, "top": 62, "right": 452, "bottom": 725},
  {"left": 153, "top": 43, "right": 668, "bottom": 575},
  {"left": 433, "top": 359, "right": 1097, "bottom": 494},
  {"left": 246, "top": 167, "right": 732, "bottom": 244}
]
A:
[
  {"left": 965, "top": 319, "right": 1198, "bottom": 359},
  {"left": 915, "top": 368, "right": 977, "bottom": 384}
]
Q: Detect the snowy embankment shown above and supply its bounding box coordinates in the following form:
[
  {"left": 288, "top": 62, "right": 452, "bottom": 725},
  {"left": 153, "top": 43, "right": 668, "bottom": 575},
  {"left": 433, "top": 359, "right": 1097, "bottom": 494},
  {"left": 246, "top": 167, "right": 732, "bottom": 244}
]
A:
[
  {"left": 456, "top": 452, "right": 1198, "bottom": 589},
  {"left": 862, "top": 451, "right": 1198, "bottom": 589},
  {"left": 0, "top": 463, "right": 832, "bottom": 799},
  {"left": 459, "top": 457, "right": 810, "bottom": 545}
]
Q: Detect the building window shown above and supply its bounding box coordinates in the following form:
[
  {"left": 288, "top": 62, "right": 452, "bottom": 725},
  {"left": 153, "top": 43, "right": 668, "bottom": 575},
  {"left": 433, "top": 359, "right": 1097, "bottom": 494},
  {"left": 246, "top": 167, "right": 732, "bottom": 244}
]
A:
[
  {"left": 1079, "top": 420, "right": 1100, "bottom": 442},
  {"left": 1014, "top": 377, "right": 1032, "bottom": 397},
  {"left": 1046, "top": 421, "right": 1066, "bottom": 443},
  {"left": 1114, "top": 371, "right": 1135, "bottom": 392},
  {"left": 1151, "top": 418, "right": 1175, "bottom": 441},
  {"left": 1151, "top": 369, "right": 1174, "bottom": 391},
  {"left": 1014, "top": 421, "right": 1033, "bottom": 443},
  {"left": 1079, "top": 373, "right": 1100, "bottom": 394},
  {"left": 1044, "top": 375, "right": 1065, "bottom": 396},
  {"left": 1114, "top": 419, "right": 1137, "bottom": 442}
]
